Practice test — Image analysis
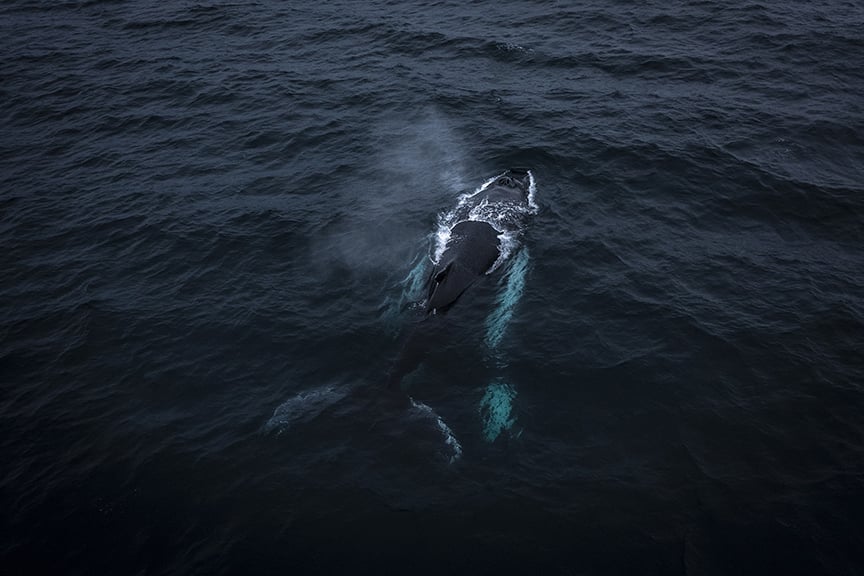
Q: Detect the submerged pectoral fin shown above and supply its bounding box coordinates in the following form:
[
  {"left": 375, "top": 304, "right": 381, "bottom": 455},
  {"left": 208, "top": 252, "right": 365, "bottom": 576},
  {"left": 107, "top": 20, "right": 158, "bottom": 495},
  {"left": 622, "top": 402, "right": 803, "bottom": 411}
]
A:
[{"left": 478, "top": 380, "right": 518, "bottom": 443}]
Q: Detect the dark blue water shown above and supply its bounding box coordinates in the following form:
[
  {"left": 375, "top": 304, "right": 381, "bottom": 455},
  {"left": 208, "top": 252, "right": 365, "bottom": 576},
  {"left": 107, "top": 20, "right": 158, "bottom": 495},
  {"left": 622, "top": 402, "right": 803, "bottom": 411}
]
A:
[{"left": 3, "top": 1, "right": 863, "bottom": 574}]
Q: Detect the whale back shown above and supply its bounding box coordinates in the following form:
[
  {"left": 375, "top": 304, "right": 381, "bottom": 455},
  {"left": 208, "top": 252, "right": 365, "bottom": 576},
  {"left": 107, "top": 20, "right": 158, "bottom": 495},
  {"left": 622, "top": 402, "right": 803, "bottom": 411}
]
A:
[{"left": 426, "top": 220, "right": 500, "bottom": 313}]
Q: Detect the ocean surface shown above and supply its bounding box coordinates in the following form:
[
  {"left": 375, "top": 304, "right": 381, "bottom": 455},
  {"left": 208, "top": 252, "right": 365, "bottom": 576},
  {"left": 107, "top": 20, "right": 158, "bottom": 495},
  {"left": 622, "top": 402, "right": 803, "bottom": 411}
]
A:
[{"left": 2, "top": 1, "right": 863, "bottom": 574}]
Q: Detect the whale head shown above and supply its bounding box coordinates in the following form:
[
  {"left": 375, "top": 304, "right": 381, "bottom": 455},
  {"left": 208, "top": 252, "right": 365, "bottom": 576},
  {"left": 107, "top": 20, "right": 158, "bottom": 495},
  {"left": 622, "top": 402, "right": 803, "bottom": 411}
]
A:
[
  {"left": 496, "top": 168, "right": 530, "bottom": 194},
  {"left": 481, "top": 168, "right": 532, "bottom": 206}
]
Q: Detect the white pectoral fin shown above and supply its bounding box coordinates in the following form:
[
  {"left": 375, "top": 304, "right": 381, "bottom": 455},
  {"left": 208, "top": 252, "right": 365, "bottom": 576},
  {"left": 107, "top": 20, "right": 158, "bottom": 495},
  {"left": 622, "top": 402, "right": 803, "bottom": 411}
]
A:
[
  {"left": 478, "top": 380, "right": 518, "bottom": 443},
  {"left": 484, "top": 246, "right": 530, "bottom": 351},
  {"left": 480, "top": 247, "right": 530, "bottom": 443}
]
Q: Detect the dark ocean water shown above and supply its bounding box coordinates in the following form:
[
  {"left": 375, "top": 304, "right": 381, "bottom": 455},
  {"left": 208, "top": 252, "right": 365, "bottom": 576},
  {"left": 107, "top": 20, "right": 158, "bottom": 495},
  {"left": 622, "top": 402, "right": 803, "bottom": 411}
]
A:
[{"left": 2, "top": 0, "right": 864, "bottom": 574}]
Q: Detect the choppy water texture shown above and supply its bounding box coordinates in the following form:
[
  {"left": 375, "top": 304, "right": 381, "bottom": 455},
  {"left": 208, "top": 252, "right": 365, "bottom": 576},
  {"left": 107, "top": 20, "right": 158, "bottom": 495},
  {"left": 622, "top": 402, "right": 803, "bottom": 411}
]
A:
[{"left": 2, "top": 1, "right": 864, "bottom": 574}]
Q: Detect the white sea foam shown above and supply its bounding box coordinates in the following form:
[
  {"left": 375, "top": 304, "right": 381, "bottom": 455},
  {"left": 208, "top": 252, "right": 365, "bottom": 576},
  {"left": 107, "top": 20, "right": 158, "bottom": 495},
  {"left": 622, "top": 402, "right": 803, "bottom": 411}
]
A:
[
  {"left": 527, "top": 170, "right": 538, "bottom": 213},
  {"left": 431, "top": 170, "right": 537, "bottom": 268},
  {"left": 432, "top": 213, "right": 453, "bottom": 264},
  {"left": 485, "top": 230, "right": 515, "bottom": 275}
]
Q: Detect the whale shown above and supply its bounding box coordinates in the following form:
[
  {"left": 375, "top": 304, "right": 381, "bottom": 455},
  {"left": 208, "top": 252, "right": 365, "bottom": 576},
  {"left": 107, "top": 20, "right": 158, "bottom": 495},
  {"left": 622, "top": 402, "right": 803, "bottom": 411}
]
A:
[
  {"left": 426, "top": 168, "right": 534, "bottom": 314},
  {"left": 388, "top": 168, "right": 536, "bottom": 387},
  {"left": 265, "top": 170, "right": 536, "bottom": 459}
]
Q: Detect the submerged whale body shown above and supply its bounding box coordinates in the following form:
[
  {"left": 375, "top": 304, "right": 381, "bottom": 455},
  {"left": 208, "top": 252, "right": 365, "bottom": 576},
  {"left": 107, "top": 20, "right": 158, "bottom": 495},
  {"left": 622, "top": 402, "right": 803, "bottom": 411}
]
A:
[
  {"left": 425, "top": 168, "right": 533, "bottom": 315},
  {"left": 388, "top": 168, "right": 535, "bottom": 387}
]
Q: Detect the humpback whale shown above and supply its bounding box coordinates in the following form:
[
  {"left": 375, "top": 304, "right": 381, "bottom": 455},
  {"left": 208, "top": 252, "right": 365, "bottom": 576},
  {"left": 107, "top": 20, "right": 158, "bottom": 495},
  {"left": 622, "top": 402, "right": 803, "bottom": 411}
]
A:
[
  {"left": 388, "top": 168, "right": 536, "bottom": 387},
  {"left": 425, "top": 168, "right": 534, "bottom": 314},
  {"left": 265, "top": 170, "right": 535, "bottom": 460}
]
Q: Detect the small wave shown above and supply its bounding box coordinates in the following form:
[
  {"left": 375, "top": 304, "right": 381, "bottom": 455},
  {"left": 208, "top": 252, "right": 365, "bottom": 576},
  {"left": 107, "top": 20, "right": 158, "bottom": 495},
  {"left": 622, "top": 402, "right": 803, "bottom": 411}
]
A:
[
  {"left": 431, "top": 174, "right": 498, "bottom": 263},
  {"left": 409, "top": 398, "right": 462, "bottom": 464}
]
